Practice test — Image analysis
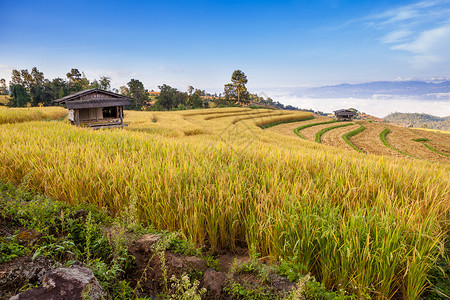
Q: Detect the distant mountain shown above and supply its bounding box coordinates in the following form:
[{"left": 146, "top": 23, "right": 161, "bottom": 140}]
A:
[
  {"left": 384, "top": 112, "right": 450, "bottom": 131},
  {"left": 297, "top": 81, "right": 450, "bottom": 99}
]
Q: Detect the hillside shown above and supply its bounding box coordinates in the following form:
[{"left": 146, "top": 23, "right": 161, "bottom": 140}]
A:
[
  {"left": 0, "top": 107, "right": 449, "bottom": 299},
  {"left": 384, "top": 112, "right": 450, "bottom": 131}
]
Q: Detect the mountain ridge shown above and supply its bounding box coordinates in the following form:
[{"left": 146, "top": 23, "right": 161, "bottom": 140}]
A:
[
  {"left": 296, "top": 80, "right": 450, "bottom": 99},
  {"left": 384, "top": 112, "right": 450, "bottom": 131}
]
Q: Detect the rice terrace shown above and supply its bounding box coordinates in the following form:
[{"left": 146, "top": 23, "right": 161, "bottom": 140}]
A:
[{"left": 0, "top": 102, "right": 449, "bottom": 299}]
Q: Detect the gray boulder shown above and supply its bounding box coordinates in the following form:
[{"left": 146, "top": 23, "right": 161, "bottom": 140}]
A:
[{"left": 9, "top": 264, "right": 105, "bottom": 300}]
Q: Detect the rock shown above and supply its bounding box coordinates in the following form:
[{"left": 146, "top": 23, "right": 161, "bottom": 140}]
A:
[
  {"left": 269, "top": 273, "right": 296, "bottom": 294},
  {"left": 129, "top": 233, "right": 161, "bottom": 258},
  {"left": 68, "top": 209, "right": 88, "bottom": 221},
  {"left": 0, "top": 256, "right": 53, "bottom": 299},
  {"left": 202, "top": 268, "right": 226, "bottom": 299},
  {"left": 15, "top": 229, "right": 42, "bottom": 246},
  {"left": 9, "top": 264, "right": 105, "bottom": 300},
  {"left": 128, "top": 236, "right": 208, "bottom": 296},
  {"left": 183, "top": 256, "right": 208, "bottom": 272}
]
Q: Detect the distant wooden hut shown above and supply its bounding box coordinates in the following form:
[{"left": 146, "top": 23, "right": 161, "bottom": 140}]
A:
[
  {"left": 333, "top": 109, "right": 357, "bottom": 121},
  {"left": 54, "top": 88, "right": 132, "bottom": 129}
]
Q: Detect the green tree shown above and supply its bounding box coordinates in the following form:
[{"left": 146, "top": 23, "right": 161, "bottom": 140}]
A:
[
  {"left": 224, "top": 70, "right": 249, "bottom": 105},
  {"left": 187, "top": 85, "right": 194, "bottom": 96},
  {"left": 50, "top": 78, "right": 69, "bottom": 100},
  {"left": 29, "top": 67, "right": 46, "bottom": 106},
  {"left": 156, "top": 84, "right": 186, "bottom": 110},
  {"left": 188, "top": 93, "right": 204, "bottom": 109},
  {"left": 127, "top": 79, "right": 148, "bottom": 109},
  {"left": 20, "top": 69, "right": 33, "bottom": 90},
  {"left": 0, "top": 78, "right": 8, "bottom": 95},
  {"left": 99, "top": 76, "right": 111, "bottom": 91},
  {"left": 9, "top": 84, "right": 31, "bottom": 107},
  {"left": 10, "top": 69, "right": 23, "bottom": 86},
  {"left": 119, "top": 85, "right": 129, "bottom": 96},
  {"left": 66, "top": 68, "right": 89, "bottom": 93}
]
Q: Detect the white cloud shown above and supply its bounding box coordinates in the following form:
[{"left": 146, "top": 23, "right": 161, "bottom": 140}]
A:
[
  {"left": 372, "top": 0, "right": 449, "bottom": 25},
  {"left": 363, "top": 0, "right": 450, "bottom": 70},
  {"left": 392, "top": 25, "right": 450, "bottom": 68},
  {"left": 380, "top": 29, "right": 412, "bottom": 43}
]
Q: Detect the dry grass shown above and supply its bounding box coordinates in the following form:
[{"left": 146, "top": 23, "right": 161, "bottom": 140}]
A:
[{"left": 0, "top": 107, "right": 448, "bottom": 299}]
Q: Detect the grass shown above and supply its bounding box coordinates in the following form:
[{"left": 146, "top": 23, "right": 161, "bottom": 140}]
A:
[
  {"left": 342, "top": 123, "right": 366, "bottom": 152},
  {"left": 315, "top": 123, "right": 353, "bottom": 143},
  {"left": 293, "top": 120, "right": 337, "bottom": 139},
  {"left": 0, "top": 107, "right": 448, "bottom": 299}
]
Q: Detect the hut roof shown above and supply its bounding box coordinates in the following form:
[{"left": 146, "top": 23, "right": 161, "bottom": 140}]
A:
[
  {"left": 54, "top": 88, "right": 132, "bottom": 107},
  {"left": 66, "top": 98, "right": 132, "bottom": 109},
  {"left": 333, "top": 109, "right": 357, "bottom": 116}
]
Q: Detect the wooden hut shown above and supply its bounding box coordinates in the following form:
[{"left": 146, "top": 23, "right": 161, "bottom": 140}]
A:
[
  {"left": 333, "top": 109, "right": 357, "bottom": 121},
  {"left": 54, "top": 88, "right": 132, "bottom": 129}
]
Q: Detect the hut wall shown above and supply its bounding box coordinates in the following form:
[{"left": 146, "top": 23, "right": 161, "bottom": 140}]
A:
[
  {"left": 68, "top": 109, "right": 75, "bottom": 122},
  {"left": 79, "top": 108, "right": 103, "bottom": 121}
]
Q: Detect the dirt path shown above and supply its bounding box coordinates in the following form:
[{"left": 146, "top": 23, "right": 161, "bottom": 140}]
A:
[
  {"left": 321, "top": 123, "right": 361, "bottom": 151},
  {"left": 267, "top": 115, "right": 331, "bottom": 137},
  {"left": 266, "top": 116, "right": 332, "bottom": 137},
  {"left": 409, "top": 129, "right": 450, "bottom": 155},
  {"left": 385, "top": 124, "right": 450, "bottom": 163},
  {"left": 351, "top": 122, "right": 402, "bottom": 157},
  {"left": 300, "top": 121, "right": 348, "bottom": 141}
]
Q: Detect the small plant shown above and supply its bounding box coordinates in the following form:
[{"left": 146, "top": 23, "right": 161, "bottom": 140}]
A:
[
  {"left": 412, "top": 138, "right": 429, "bottom": 142},
  {"left": 0, "top": 236, "right": 30, "bottom": 263},
  {"left": 224, "top": 281, "right": 274, "bottom": 300},
  {"left": 169, "top": 273, "right": 206, "bottom": 300},
  {"left": 285, "top": 274, "right": 369, "bottom": 300},
  {"left": 233, "top": 258, "right": 274, "bottom": 284},
  {"left": 204, "top": 255, "right": 220, "bottom": 271},
  {"left": 277, "top": 259, "right": 307, "bottom": 282}
]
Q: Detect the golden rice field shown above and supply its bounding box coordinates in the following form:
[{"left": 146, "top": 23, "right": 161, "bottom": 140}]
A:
[
  {"left": 0, "top": 106, "right": 67, "bottom": 124},
  {"left": 0, "top": 95, "right": 10, "bottom": 105},
  {"left": 0, "top": 107, "right": 449, "bottom": 299}
]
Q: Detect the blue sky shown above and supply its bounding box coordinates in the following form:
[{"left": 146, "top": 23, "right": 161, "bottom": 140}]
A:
[{"left": 1, "top": 0, "right": 450, "bottom": 93}]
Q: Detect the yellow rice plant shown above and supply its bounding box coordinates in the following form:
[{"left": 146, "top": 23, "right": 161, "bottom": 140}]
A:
[
  {"left": 203, "top": 109, "right": 280, "bottom": 120},
  {"left": 0, "top": 106, "right": 67, "bottom": 124},
  {"left": 0, "top": 108, "right": 448, "bottom": 299}
]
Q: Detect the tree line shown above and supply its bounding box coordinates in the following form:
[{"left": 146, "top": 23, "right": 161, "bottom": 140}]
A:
[{"left": 0, "top": 67, "right": 292, "bottom": 111}]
